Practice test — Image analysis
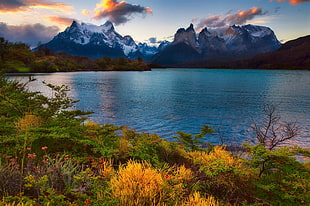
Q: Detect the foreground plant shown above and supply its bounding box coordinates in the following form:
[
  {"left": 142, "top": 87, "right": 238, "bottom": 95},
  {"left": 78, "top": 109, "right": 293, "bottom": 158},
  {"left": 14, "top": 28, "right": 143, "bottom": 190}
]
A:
[
  {"left": 1, "top": 76, "right": 310, "bottom": 206},
  {"left": 110, "top": 160, "right": 166, "bottom": 206},
  {"left": 244, "top": 144, "right": 310, "bottom": 205}
]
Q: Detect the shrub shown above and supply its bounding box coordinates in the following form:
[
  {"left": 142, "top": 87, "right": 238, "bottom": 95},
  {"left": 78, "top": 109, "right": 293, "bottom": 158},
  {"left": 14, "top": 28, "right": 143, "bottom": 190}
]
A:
[
  {"left": 110, "top": 160, "right": 166, "bottom": 206},
  {"left": 181, "top": 192, "right": 219, "bottom": 206},
  {"left": 188, "top": 146, "right": 253, "bottom": 204},
  {"left": 245, "top": 144, "right": 310, "bottom": 205}
]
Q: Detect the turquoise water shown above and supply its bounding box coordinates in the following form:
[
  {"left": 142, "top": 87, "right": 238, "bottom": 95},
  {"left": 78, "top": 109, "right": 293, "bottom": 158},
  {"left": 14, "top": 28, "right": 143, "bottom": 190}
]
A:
[{"left": 10, "top": 69, "right": 310, "bottom": 147}]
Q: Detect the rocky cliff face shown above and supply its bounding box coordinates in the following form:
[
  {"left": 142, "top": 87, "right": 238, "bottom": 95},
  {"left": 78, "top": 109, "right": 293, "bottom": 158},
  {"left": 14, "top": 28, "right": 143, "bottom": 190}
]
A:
[
  {"left": 173, "top": 24, "right": 198, "bottom": 49},
  {"left": 153, "top": 24, "right": 281, "bottom": 65}
]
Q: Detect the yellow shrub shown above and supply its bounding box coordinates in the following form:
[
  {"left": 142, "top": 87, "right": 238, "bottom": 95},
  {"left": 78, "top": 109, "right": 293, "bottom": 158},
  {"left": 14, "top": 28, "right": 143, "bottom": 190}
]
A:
[
  {"left": 174, "top": 165, "right": 194, "bottom": 182},
  {"left": 2, "top": 202, "right": 30, "bottom": 206},
  {"left": 99, "top": 159, "right": 115, "bottom": 180},
  {"left": 188, "top": 146, "right": 242, "bottom": 176},
  {"left": 0, "top": 200, "right": 33, "bottom": 206},
  {"left": 84, "top": 120, "right": 99, "bottom": 128},
  {"left": 110, "top": 160, "right": 166, "bottom": 206},
  {"left": 181, "top": 192, "right": 219, "bottom": 206},
  {"left": 160, "top": 165, "right": 195, "bottom": 203},
  {"left": 16, "top": 114, "right": 42, "bottom": 132}
]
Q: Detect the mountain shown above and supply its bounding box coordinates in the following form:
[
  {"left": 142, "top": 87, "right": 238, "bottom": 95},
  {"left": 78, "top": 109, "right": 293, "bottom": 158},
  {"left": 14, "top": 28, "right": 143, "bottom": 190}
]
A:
[
  {"left": 244, "top": 35, "right": 310, "bottom": 69},
  {"left": 137, "top": 41, "right": 170, "bottom": 60},
  {"left": 152, "top": 24, "right": 281, "bottom": 65},
  {"left": 39, "top": 21, "right": 166, "bottom": 59},
  {"left": 173, "top": 35, "right": 310, "bottom": 69}
]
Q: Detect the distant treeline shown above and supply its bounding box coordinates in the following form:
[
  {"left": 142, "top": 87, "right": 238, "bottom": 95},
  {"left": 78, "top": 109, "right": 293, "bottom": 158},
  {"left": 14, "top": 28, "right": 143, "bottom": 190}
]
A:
[{"left": 0, "top": 37, "right": 152, "bottom": 73}]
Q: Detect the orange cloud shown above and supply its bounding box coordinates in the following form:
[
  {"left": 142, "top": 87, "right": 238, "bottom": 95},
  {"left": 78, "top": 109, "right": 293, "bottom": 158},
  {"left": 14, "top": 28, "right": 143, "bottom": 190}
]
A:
[
  {"left": 93, "top": 0, "right": 152, "bottom": 25},
  {"left": 272, "top": 0, "right": 310, "bottom": 4},
  {"left": 48, "top": 16, "right": 75, "bottom": 26},
  {"left": 0, "top": 0, "right": 72, "bottom": 13},
  {"left": 195, "top": 7, "right": 266, "bottom": 30},
  {"left": 82, "top": 9, "right": 91, "bottom": 16},
  {"left": 225, "top": 7, "right": 265, "bottom": 25},
  {"left": 289, "top": 0, "right": 310, "bottom": 4}
]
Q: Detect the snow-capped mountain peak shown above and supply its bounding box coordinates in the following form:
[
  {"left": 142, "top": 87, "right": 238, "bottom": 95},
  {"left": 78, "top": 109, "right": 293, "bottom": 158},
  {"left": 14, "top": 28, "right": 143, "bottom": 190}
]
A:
[
  {"left": 43, "top": 20, "right": 144, "bottom": 58},
  {"left": 41, "top": 20, "right": 169, "bottom": 59}
]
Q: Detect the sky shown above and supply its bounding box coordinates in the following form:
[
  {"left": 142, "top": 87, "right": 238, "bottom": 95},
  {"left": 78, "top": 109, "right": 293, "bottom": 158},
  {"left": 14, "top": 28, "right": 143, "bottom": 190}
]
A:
[{"left": 0, "top": 0, "right": 309, "bottom": 47}]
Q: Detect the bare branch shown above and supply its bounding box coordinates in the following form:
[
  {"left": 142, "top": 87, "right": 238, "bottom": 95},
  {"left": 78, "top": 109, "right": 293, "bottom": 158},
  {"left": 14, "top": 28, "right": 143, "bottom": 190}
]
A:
[{"left": 252, "top": 104, "right": 299, "bottom": 150}]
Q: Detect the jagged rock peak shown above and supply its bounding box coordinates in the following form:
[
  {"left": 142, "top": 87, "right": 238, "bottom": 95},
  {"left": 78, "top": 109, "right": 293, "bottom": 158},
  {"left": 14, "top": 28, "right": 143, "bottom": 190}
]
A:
[
  {"left": 176, "top": 23, "right": 195, "bottom": 34},
  {"left": 102, "top": 20, "right": 114, "bottom": 31},
  {"left": 173, "top": 23, "right": 199, "bottom": 50},
  {"left": 186, "top": 23, "right": 195, "bottom": 32},
  {"left": 199, "top": 27, "right": 212, "bottom": 36},
  {"left": 65, "top": 20, "right": 117, "bottom": 34},
  {"left": 71, "top": 20, "right": 78, "bottom": 27}
]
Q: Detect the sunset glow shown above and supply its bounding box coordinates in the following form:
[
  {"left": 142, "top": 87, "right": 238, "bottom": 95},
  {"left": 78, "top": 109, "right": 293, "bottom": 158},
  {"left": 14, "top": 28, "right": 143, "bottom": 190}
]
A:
[{"left": 0, "top": 0, "right": 308, "bottom": 46}]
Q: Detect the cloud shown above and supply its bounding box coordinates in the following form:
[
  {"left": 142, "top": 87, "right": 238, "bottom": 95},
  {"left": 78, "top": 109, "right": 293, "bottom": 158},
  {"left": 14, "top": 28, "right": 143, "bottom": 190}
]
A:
[
  {"left": 81, "top": 9, "right": 91, "bottom": 16},
  {"left": 48, "top": 16, "right": 75, "bottom": 26},
  {"left": 195, "top": 7, "right": 266, "bottom": 31},
  {"left": 0, "top": 0, "right": 72, "bottom": 13},
  {"left": 288, "top": 0, "right": 310, "bottom": 4},
  {"left": 0, "top": 0, "right": 25, "bottom": 12},
  {"left": 271, "top": 0, "right": 310, "bottom": 4},
  {"left": 93, "top": 0, "right": 152, "bottom": 25},
  {"left": 224, "top": 7, "right": 265, "bottom": 25},
  {"left": 0, "top": 22, "right": 59, "bottom": 46},
  {"left": 195, "top": 15, "right": 226, "bottom": 30}
]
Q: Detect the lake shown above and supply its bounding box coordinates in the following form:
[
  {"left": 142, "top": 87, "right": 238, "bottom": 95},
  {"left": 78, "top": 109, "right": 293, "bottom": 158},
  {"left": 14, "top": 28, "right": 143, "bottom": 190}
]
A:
[{"left": 9, "top": 69, "right": 310, "bottom": 148}]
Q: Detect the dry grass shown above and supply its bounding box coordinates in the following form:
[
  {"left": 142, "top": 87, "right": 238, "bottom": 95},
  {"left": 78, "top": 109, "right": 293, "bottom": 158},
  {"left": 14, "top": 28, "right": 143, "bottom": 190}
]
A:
[
  {"left": 110, "top": 160, "right": 166, "bottom": 206},
  {"left": 181, "top": 192, "right": 219, "bottom": 206}
]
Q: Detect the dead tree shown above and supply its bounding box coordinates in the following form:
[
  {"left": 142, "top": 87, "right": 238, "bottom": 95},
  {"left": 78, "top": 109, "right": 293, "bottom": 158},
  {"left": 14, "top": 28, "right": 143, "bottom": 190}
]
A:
[{"left": 251, "top": 104, "right": 299, "bottom": 150}]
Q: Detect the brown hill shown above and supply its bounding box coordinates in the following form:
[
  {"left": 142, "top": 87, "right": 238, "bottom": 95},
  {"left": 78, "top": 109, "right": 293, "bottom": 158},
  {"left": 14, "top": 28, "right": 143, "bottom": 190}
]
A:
[
  {"left": 245, "top": 35, "right": 310, "bottom": 69},
  {"left": 171, "top": 35, "right": 310, "bottom": 70}
]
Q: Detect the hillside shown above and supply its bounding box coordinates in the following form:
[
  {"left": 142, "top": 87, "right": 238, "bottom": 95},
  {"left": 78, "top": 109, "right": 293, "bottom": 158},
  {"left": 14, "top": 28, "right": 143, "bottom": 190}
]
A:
[
  {"left": 244, "top": 35, "right": 310, "bottom": 69},
  {"left": 0, "top": 37, "right": 150, "bottom": 73},
  {"left": 173, "top": 35, "right": 310, "bottom": 70}
]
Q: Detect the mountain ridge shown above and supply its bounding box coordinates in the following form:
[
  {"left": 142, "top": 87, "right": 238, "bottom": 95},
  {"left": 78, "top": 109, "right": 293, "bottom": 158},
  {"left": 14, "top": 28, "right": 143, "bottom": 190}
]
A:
[
  {"left": 39, "top": 20, "right": 167, "bottom": 59},
  {"left": 152, "top": 23, "right": 282, "bottom": 65},
  {"left": 41, "top": 21, "right": 281, "bottom": 65},
  {"left": 39, "top": 20, "right": 307, "bottom": 69},
  {"left": 172, "top": 35, "right": 310, "bottom": 70}
]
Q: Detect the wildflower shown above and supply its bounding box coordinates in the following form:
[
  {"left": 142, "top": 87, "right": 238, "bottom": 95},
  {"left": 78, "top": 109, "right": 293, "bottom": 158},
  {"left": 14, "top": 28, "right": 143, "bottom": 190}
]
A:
[
  {"left": 87, "top": 156, "right": 92, "bottom": 160},
  {"left": 84, "top": 199, "right": 91, "bottom": 206},
  {"left": 5, "top": 155, "right": 12, "bottom": 159},
  {"left": 41, "top": 146, "right": 48, "bottom": 150},
  {"left": 27, "top": 153, "right": 37, "bottom": 159}
]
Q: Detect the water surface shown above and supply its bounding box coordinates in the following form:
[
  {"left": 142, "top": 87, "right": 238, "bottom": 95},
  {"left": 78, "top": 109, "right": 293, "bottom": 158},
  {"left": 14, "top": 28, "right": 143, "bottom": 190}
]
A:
[{"left": 10, "top": 69, "right": 310, "bottom": 148}]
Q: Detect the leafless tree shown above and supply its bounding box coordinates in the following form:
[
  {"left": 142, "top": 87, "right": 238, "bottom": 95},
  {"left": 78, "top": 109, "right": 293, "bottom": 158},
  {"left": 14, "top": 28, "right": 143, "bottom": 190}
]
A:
[{"left": 251, "top": 104, "right": 299, "bottom": 150}]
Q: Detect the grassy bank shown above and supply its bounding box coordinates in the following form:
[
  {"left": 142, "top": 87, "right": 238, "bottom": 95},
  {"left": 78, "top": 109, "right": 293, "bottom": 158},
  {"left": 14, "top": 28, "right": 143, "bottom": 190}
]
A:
[
  {"left": 0, "top": 75, "right": 309, "bottom": 206},
  {"left": 0, "top": 37, "right": 150, "bottom": 73}
]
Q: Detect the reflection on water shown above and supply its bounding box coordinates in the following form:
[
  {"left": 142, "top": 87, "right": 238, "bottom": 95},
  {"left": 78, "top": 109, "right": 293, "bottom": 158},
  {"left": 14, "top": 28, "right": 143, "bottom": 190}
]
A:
[{"left": 9, "top": 69, "right": 310, "bottom": 148}]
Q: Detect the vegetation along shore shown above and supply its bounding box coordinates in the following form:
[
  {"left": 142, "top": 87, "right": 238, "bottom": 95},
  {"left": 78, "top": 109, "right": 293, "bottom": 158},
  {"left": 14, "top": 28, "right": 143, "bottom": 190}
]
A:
[{"left": 0, "top": 72, "right": 309, "bottom": 205}]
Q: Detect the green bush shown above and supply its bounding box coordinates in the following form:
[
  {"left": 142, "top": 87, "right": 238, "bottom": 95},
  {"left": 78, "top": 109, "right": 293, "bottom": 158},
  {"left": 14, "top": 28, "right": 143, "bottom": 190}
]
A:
[{"left": 1, "top": 75, "right": 309, "bottom": 206}]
